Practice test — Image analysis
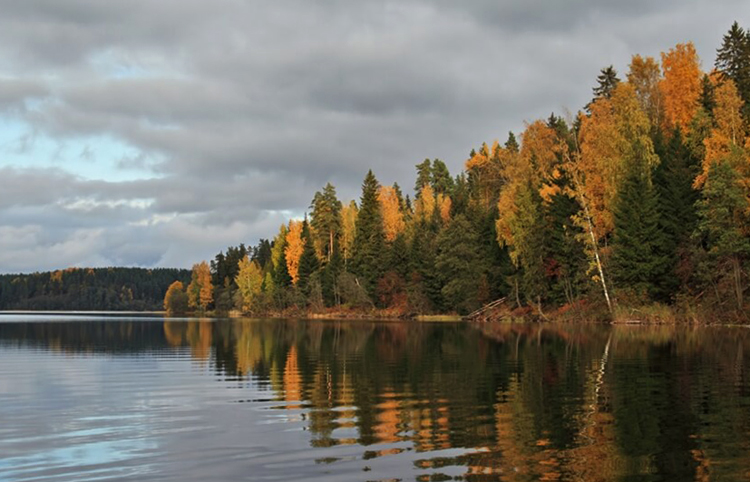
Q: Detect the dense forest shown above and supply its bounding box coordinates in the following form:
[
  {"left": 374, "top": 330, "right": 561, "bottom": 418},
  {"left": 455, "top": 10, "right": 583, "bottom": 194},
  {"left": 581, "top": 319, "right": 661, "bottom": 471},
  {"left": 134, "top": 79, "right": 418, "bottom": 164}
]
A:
[
  {"left": 166, "top": 22, "right": 750, "bottom": 321},
  {"left": 0, "top": 268, "right": 191, "bottom": 311}
]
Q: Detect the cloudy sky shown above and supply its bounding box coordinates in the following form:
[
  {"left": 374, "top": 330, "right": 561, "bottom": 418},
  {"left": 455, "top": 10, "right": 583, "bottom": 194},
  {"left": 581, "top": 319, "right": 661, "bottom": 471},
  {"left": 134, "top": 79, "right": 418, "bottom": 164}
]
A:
[{"left": 0, "top": 1, "right": 747, "bottom": 273}]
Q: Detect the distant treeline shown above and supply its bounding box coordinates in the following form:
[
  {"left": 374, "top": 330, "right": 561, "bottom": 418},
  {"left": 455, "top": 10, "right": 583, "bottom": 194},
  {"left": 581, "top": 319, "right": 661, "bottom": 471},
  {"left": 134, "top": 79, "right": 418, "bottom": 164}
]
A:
[
  {"left": 0, "top": 268, "right": 191, "bottom": 311},
  {"left": 166, "top": 22, "right": 750, "bottom": 321}
]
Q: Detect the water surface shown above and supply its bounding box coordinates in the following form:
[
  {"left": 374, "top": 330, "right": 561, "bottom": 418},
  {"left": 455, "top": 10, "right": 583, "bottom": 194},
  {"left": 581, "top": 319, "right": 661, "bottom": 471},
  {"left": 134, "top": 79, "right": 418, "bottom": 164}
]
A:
[{"left": 1, "top": 314, "right": 750, "bottom": 481}]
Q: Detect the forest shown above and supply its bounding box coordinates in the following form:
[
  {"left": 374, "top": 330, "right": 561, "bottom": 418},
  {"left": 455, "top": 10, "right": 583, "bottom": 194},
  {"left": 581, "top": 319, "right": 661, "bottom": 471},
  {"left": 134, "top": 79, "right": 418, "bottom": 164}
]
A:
[
  {"left": 164, "top": 22, "right": 750, "bottom": 322},
  {"left": 0, "top": 267, "right": 191, "bottom": 311}
]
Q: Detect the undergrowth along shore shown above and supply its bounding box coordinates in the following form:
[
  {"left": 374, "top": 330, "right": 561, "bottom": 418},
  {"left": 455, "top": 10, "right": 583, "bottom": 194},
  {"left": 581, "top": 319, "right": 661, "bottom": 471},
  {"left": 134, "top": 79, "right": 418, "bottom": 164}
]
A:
[{"left": 169, "top": 298, "right": 750, "bottom": 325}]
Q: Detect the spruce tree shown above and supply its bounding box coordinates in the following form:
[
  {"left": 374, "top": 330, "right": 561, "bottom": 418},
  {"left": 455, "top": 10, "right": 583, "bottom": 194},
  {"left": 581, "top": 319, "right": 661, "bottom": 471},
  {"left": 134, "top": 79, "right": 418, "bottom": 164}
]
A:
[
  {"left": 297, "top": 219, "right": 320, "bottom": 297},
  {"left": 274, "top": 241, "right": 293, "bottom": 289},
  {"left": 715, "top": 21, "right": 750, "bottom": 109},
  {"left": 431, "top": 159, "right": 454, "bottom": 194},
  {"left": 321, "top": 240, "right": 343, "bottom": 306},
  {"left": 611, "top": 156, "right": 669, "bottom": 301},
  {"left": 351, "top": 170, "right": 386, "bottom": 297},
  {"left": 504, "top": 132, "right": 519, "bottom": 153},
  {"left": 652, "top": 128, "right": 699, "bottom": 298},
  {"left": 592, "top": 66, "right": 621, "bottom": 100},
  {"left": 696, "top": 161, "right": 750, "bottom": 310},
  {"left": 414, "top": 159, "right": 432, "bottom": 196},
  {"left": 436, "top": 214, "right": 483, "bottom": 315}
]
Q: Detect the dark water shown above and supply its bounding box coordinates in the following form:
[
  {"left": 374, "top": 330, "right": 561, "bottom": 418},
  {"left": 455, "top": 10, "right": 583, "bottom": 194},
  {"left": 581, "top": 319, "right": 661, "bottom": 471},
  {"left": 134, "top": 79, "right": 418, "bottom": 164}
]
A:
[{"left": 1, "top": 315, "right": 750, "bottom": 481}]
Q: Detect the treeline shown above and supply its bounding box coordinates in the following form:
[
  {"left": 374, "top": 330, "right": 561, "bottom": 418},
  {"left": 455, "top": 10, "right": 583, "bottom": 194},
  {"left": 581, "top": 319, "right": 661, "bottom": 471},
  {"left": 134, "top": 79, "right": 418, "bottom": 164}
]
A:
[
  {"left": 168, "top": 23, "right": 750, "bottom": 320},
  {"left": 0, "top": 267, "right": 191, "bottom": 311}
]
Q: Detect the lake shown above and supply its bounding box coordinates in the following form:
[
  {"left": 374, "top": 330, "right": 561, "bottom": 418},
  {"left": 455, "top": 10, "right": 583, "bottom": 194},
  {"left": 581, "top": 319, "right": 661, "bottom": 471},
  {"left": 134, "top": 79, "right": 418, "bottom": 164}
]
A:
[{"left": 1, "top": 314, "right": 749, "bottom": 481}]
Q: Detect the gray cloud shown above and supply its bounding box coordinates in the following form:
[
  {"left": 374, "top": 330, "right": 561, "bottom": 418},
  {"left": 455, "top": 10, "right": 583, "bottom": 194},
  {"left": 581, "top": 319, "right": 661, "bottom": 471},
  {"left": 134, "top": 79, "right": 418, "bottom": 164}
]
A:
[{"left": 0, "top": 0, "right": 747, "bottom": 272}]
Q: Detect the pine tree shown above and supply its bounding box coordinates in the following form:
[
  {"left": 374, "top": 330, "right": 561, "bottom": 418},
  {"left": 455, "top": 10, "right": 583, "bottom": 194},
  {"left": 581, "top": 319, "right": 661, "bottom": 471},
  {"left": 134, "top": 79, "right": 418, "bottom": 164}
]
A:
[
  {"left": 351, "top": 171, "right": 386, "bottom": 297},
  {"left": 310, "top": 183, "right": 342, "bottom": 262}
]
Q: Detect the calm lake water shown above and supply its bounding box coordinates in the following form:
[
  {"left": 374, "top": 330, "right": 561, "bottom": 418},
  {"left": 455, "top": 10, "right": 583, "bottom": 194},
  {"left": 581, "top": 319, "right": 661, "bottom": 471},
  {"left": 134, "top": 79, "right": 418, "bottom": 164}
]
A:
[{"left": 1, "top": 315, "right": 750, "bottom": 481}]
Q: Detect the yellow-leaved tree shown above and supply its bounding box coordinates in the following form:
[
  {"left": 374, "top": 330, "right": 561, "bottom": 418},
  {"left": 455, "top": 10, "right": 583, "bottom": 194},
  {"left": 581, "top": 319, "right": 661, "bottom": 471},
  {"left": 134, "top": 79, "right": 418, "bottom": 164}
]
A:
[
  {"left": 627, "top": 54, "right": 663, "bottom": 128},
  {"left": 285, "top": 220, "right": 304, "bottom": 284},
  {"left": 164, "top": 281, "right": 188, "bottom": 315},
  {"left": 235, "top": 256, "right": 264, "bottom": 312},
  {"left": 340, "top": 201, "right": 358, "bottom": 266},
  {"left": 660, "top": 42, "right": 702, "bottom": 134},
  {"left": 378, "top": 185, "right": 405, "bottom": 241},
  {"left": 187, "top": 261, "right": 213, "bottom": 311}
]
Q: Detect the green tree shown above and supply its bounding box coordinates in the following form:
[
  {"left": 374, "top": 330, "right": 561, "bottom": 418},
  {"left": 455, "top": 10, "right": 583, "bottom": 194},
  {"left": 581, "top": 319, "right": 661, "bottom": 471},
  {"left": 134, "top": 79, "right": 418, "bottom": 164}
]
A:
[
  {"left": 431, "top": 159, "right": 454, "bottom": 194},
  {"left": 414, "top": 159, "right": 432, "bottom": 197},
  {"left": 297, "top": 219, "right": 320, "bottom": 297},
  {"left": 696, "top": 160, "right": 750, "bottom": 310},
  {"left": 436, "top": 215, "right": 483, "bottom": 315},
  {"left": 610, "top": 152, "right": 669, "bottom": 301},
  {"left": 509, "top": 178, "right": 548, "bottom": 310},
  {"left": 351, "top": 170, "right": 386, "bottom": 296},
  {"left": 272, "top": 226, "right": 293, "bottom": 289},
  {"left": 652, "top": 128, "right": 699, "bottom": 297},
  {"left": 505, "top": 132, "right": 519, "bottom": 153},
  {"left": 592, "top": 65, "right": 621, "bottom": 102},
  {"left": 715, "top": 21, "right": 750, "bottom": 110},
  {"left": 235, "top": 257, "right": 264, "bottom": 312},
  {"left": 310, "top": 183, "right": 342, "bottom": 262}
]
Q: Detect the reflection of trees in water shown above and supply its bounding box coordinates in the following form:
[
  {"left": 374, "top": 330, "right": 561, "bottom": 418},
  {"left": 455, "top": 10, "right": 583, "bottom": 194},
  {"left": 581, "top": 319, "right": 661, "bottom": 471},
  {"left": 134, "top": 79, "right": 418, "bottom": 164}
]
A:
[{"left": 4, "top": 319, "right": 750, "bottom": 480}]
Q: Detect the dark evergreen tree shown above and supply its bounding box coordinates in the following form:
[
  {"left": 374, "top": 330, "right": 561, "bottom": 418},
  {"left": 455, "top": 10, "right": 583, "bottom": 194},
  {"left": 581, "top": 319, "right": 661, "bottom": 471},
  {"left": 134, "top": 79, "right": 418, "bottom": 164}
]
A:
[
  {"left": 274, "top": 242, "right": 293, "bottom": 289},
  {"left": 699, "top": 74, "right": 716, "bottom": 114},
  {"left": 351, "top": 170, "right": 386, "bottom": 297},
  {"left": 451, "top": 173, "right": 469, "bottom": 216},
  {"left": 545, "top": 181, "right": 587, "bottom": 305},
  {"left": 414, "top": 159, "right": 432, "bottom": 196},
  {"left": 297, "top": 219, "right": 320, "bottom": 297},
  {"left": 593, "top": 65, "right": 621, "bottom": 99},
  {"left": 436, "top": 215, "right": 483, "bottom": 315},
  {"left": 611, "top": 155, "right": 669, "bottom": 301},
  {"left": 696, "top": 161, "right": 750, "bottom": 310},
  {"left": 715, "top": 21, "right": 750, "bottom": 110},
  {"left": 408, "top": 226, "right": 442, "bottom": 312},
  {"left": 504, "top": 132, "right": 519, "bottom": 153},
  {"left": 310, "top": 183, "right": 343, "bottom": 263},
  {"left": 321, "top": 240, "right": 343, "bottom": 306},
  {"left": 653, "top": 128, "right": 700, "bottom": 298},
  {"left": 431, "top": 159, "right": 454, "bottom": 194}
]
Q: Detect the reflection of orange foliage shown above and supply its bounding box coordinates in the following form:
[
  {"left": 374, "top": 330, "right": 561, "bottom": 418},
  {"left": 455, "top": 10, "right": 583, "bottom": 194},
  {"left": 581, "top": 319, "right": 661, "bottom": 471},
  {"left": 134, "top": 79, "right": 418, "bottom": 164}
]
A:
[
  {"left": 283, "top": 346, "right": 302, "bottom": 403},
  {"left": 374, "top": 390, "right": 402, "bottom": 443},
  {"left": 188, "top": 321, "right": 212, "bottom": 360},
  {"left": 163, "top": 321, "right": 185, "bottom": 346}
]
